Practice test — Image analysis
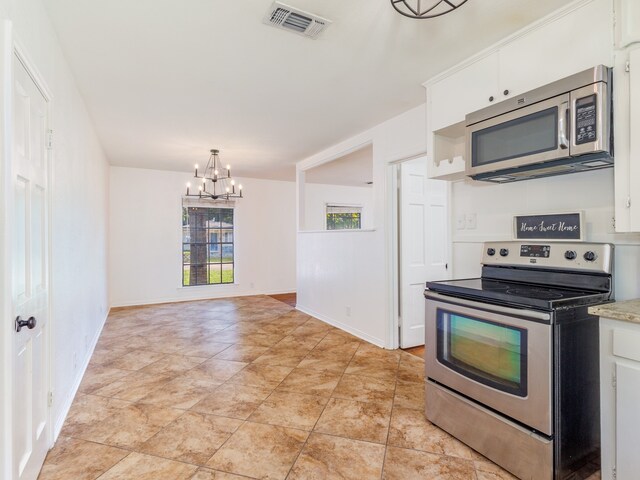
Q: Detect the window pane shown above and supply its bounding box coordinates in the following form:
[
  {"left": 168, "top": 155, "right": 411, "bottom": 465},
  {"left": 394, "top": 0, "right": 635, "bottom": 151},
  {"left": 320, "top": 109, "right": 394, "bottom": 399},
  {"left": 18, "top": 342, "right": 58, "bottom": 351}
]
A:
[
  {"left": 326, "top": 212, "right": 362, "bottom": 230},
  {"left": 209, "top": 264, "right": 222, "bottom": 284},
  {"left": 222, "top": 263, "right": 234, "bottom": 284},
  {"left": 222, "top": 244, "right": 234, "bottom": 263},
  {"left": 189, "top": 264, "right": 209, "bottom": 286},
  {"left": 220, "top": 229, "right": 234, "bottom": 243},
  {"left": 208, "top": 243, "right": 222, "bottom": 263}
]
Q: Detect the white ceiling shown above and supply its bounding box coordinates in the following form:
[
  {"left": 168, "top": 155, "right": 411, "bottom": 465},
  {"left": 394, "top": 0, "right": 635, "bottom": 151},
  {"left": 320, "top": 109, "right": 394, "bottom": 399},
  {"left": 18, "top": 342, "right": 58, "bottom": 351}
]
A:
[
  {"left": 305, "top": 145, "right": 373, "bottom": 187},
  {"left": 42, "top": 0, "right": 568, "bottom": 180}
]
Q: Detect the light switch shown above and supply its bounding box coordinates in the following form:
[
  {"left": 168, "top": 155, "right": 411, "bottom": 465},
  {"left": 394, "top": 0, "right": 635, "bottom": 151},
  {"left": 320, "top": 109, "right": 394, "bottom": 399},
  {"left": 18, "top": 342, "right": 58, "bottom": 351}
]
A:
[
  {"left": 456, "top": 214, "right": 466, "bottom": 230},
  {"left": 466, "top": 213, "right": 477, "bottom": 230}
]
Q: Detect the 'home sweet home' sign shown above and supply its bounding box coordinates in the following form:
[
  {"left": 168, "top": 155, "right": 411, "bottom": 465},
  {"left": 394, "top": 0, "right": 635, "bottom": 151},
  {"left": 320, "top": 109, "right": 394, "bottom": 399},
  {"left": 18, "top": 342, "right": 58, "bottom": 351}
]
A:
[{"left": 514, "top": 212, "right": 583, "bottom": 241}]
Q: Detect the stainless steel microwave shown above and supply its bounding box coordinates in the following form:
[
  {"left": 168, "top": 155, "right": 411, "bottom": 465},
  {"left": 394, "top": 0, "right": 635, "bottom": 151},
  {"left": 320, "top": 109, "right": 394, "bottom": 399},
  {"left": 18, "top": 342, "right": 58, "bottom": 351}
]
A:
[{"left": 465, "top": 65, "right": 613, "bottom": 183}]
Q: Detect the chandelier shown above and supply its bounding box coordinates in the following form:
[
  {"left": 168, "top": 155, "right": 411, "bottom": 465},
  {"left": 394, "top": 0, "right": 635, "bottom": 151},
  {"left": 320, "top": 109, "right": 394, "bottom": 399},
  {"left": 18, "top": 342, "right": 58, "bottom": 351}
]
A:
[
  {"left": 390, "top": 0, "right": 469, "bottom": 19},
  {"left": 184, "top": 149, "right": 243, "bottom": 201}
]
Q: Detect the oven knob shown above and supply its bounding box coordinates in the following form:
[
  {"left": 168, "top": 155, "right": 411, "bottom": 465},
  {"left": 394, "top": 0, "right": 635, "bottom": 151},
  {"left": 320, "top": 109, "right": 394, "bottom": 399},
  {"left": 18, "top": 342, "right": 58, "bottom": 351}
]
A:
[
  {"left": 487, "top": 248, "right": 496, "bottom": 256},
  {"left": 564, "top": 250, "right": 577, "bottom": 260},
  {"left": 584, "top": 251, "right": 598, "bottom": 262},
  {"left": 499, "top": 248, "right": 509, "bottom": 257}
]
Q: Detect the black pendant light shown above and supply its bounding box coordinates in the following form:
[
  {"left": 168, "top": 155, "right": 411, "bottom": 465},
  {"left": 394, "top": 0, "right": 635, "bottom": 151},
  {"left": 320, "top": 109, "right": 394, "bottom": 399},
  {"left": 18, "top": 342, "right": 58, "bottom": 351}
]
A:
[{"left": 391, "top": 0, "right": 469, "bottom": 19}]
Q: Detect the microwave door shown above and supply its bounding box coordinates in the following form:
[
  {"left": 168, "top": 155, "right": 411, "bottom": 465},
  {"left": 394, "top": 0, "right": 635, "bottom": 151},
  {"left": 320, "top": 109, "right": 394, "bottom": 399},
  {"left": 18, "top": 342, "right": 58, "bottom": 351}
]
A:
[{"left": 466, "top": 93, "right": 571, "bottom": 177}]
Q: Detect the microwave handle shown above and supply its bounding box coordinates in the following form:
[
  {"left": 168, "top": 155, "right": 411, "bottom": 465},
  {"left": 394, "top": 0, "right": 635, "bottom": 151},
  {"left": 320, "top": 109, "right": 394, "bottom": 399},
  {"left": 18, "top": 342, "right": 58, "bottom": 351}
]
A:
[{"left": 558, "top": 101, "right": 569, "bottom": 149}]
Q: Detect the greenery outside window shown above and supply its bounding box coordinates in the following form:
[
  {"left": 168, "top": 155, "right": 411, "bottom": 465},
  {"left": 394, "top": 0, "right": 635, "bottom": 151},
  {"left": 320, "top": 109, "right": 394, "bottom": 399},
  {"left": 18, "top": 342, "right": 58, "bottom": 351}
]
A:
[
  {"left": 326, "top": 204, "right": 362, "bottom": 230},
  {"left": 182, "top": 206, "right": 234, "bottom": 286}
]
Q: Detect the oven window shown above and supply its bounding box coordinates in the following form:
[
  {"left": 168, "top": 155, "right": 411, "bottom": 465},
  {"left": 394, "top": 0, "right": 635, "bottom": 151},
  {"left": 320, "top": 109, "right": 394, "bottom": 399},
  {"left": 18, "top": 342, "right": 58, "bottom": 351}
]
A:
[
  {"left": 472, "top": 107, "right": 558, "bottom": 167},
  {"left": 436, "top": 310, "right": 528, "bottom": 397}
]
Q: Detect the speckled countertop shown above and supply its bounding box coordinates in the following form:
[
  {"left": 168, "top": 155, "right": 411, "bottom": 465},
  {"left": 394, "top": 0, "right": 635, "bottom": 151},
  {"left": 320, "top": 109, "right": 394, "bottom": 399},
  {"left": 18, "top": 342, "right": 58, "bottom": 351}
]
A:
[{"left": 589, "top": 299, "right": 640, "bottom": 324}]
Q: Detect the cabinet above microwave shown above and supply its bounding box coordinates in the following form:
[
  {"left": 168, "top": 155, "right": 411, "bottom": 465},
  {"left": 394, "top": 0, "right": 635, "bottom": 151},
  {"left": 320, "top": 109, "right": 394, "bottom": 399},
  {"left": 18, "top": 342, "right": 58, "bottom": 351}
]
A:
[{"left": 465, "top": 65, "right": 613, "bottom": 183}]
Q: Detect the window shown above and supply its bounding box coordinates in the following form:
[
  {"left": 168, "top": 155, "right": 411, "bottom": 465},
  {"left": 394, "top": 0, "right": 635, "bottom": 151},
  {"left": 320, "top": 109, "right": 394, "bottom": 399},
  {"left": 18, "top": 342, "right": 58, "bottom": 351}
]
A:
[
  {"left": 182, "top": 206, "right": 234, "bottom": 286},
  {"left": 326, "top": 204, "right": 362, "bottom": 230}
]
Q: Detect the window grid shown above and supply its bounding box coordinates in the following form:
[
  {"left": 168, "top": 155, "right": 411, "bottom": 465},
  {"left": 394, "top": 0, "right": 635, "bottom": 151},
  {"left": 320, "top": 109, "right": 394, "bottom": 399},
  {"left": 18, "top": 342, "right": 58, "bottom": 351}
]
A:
[{"left": 182, "top": 207, "right": 234, "bottom": 286}]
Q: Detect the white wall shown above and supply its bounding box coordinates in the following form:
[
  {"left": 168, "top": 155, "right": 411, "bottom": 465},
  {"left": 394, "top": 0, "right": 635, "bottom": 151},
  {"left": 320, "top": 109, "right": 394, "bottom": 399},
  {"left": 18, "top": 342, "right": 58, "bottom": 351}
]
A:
[
  {"left": 297, "top": 104, "right": 427, "bottom": 347},
  {"left": 110, "top": 166, "right": 296, "bottom": 307},
  {"left": 0, "top": 0, "right": 110, "bottom": 471},
  {"left": 303, "top": 183, "right": 374, "bottom": 231},
  {"left": 451, "top": 169, "right": 640, "bottom": 300}
]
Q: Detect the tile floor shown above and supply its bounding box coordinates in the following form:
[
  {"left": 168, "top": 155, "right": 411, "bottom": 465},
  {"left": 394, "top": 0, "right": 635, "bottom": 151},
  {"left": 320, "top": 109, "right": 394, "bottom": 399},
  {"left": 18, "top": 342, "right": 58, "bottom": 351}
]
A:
[{"left": 39, "top": 295, "right": 596, "bottom": 480}]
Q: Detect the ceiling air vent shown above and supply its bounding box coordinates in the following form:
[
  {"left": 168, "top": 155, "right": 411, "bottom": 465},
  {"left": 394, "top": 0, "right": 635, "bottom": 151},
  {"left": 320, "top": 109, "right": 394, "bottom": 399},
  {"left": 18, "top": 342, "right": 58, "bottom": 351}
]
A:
[{"left": 264, "top": 2, "right": 331, "bottom": 39}]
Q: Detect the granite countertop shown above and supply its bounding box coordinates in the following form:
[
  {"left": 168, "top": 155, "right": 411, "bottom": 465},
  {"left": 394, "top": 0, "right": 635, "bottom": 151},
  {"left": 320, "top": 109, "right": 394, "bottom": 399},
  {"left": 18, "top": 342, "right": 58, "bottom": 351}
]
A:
[{"left": 589, "top": 299, "right": 640, "bottom": 324}]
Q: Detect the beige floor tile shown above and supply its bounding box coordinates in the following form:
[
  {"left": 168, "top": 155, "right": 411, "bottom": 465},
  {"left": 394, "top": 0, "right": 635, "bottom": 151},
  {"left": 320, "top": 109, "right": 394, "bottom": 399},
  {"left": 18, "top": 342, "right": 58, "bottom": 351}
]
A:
[
  {"left": 37, "top": 436, "right": 128, "bottom": 480},
  {"left": 60, "top": 395, "right": 131, "bottom": 434},
  {"left": 234, "top": 332, "right": 285, "bottom": 347},
  {"left": 276, "top": 368, "right": 342, "bottom": 397},
  {"left": 473, "top": 456, "right": 520, "bottom": 480},
  {"left": 189, "top": 468, "right": 252, "bottom": 480},
  {"left": 77, "top": 364, "right": 131, "bottom": 395},
  {"left": 345, "top": 355, "right": 399, "bottom": 381},
  {"left": 332, "top": 374, "right": 395, "bottom": 404},
  {"left": 64, "top": 400, "right": 183, "bottom": 449},
  {"left": 180, "top": 341, "right": 233, "bottom": 358},
  {"left": 388, "top": 407, "right": 474, "bottom": 459},
  {"left": 184, "top": 359, "right": 249, "bottom": 383},
  {"left": 89, "top": 346, "right": 129, "bottom": 366},
  {"left": 249, "top": 391, "right": 328, "bottom": 430},
  {"left": 252, "top": 347, "right": 310, "bottom": 367},
  {"left": 138, "top": 376, "right": 218, "bottom": 410},
  {"left": 140, "top": 354, "right": 208, "bottom": 375},
  {"left": 93, "top": 371, "right": 175, "bottom": 402},
  {"left": 382, "top": 447, "right": 476, "bottom": 480},
  {"left": 98, "top": 452, "right": 197, "bottom": 480},
  {"left": 296, "top": 352, "right": 351, "bottom": 373},
  {"left": 213, "top": 344, "right": 270, "bottom": 362},
  {"left": 288, "top": 433, "right": 385, "bottom": 480},
  {"left": 103, "top": 349, "right": 167, "bottom": 371},
  {"left": 140, "top": 411, "right": 242, "bottom": 465},
  {"left": 206, "top": 422, "right": 308, "bottom": 480},
  {"left": 397, "top": 353, "right": 425, "bottom": 383},
  {"left": 228, "top": 364, "right": 294, "bottom": 389},
  {"left": 314, "top": 397, "right": 392, "bottom": 444},
  {"left": 393, "top": 379, "right": 425, "bottom": 410},
  {"left": 191, "top": 383, "right": 273, "bottom": 420}
]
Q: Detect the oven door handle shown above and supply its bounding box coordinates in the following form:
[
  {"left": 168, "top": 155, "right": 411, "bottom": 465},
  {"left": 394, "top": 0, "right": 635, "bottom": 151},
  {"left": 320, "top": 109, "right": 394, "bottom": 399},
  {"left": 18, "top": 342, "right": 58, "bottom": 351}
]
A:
[{"left": 425, "top": 291, "right": 551, "bottom": 321}]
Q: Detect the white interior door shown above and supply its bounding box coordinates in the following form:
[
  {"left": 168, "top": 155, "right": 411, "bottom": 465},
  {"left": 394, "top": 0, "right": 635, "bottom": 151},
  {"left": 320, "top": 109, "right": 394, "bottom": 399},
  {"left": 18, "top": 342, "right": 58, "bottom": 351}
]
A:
[
  {"left": 399, "top": 156, "right": 448, "bottom": 348},
  {"left": 12, "top": 52, "right": 50, "bottom": 480}
]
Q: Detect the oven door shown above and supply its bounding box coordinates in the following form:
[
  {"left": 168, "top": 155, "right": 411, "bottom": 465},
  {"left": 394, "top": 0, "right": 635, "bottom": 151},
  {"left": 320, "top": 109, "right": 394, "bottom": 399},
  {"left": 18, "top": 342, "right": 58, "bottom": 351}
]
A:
[
  {"left": 466, "top": 93, "right": 571, "bottom": 177},
  {"left": 425, "top": 292, "right": 552, "bottom": 436}
]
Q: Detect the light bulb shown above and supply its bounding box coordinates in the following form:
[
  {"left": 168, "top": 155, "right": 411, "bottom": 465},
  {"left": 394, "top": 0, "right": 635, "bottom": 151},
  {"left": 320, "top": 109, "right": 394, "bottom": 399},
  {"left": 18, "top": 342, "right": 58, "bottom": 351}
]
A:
[
  {"left": 231, "top": 180, "right": 235, "bottom": 186},
  {"left": 202, "top": 177, "right": 206, "bottom": 183},
  {"left": 214, "top": 170, "right": 219, "bottom": 176},
  {"left": 198, "top": 185, "right": 203, "bottom": 191},
  {"left": 186, "top": 182, "right": 191, "bottom": 187},
  {"left": 226, "top": 187, "right": 230, "bottom": 192},
  {"left": 195, "top": 164, "right": 198, "bottom": 169},
  {"left": 239, "top": 184, "right": 243, "bottom": 190},
  {"left": 226, "top": 165, "right": 231, "bottom": 170}
]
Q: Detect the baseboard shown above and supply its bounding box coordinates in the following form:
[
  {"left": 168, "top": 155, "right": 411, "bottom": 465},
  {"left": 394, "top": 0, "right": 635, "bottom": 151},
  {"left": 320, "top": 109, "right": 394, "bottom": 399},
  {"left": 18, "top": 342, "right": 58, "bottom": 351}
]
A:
[
  {"left": 295, "top": 304, "right": 386, "bottom": 348},
  {"left": 111, "top": 288, "right": 297, "bottom": 309},
  {"left": 52, "top": 309, "right": 109, "bottom": 442}
]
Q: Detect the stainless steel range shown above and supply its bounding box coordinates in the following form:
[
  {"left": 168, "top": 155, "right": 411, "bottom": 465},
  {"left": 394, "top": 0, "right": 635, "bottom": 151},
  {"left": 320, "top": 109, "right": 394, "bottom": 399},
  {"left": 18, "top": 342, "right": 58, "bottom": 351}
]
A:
[{"left": 424, "top": 241, "right": 614, "bottom": 480}]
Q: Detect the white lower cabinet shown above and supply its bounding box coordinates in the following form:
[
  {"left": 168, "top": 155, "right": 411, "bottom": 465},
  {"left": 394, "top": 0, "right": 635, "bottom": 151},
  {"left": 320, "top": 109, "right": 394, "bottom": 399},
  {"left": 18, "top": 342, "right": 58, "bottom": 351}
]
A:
[{"left": 600, "top": 318, "right": 640, "bottom": 479}]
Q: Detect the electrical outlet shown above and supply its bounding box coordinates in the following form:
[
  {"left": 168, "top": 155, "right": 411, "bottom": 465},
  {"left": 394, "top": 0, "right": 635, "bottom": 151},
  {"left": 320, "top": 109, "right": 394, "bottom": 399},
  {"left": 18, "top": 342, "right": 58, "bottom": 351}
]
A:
[
  {"left": 456, "top": 214, "right": 466, "bottom": 230},
  {"left": 346, "top": 306, "right": 351, "bottom": 317},
  {"left": 466, "top": 213, "right": 477, "bottom": 230}
]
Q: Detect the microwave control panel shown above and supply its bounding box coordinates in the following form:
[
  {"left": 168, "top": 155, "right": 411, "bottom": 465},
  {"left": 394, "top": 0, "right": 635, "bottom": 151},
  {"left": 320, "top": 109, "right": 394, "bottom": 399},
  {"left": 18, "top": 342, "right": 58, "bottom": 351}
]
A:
[{"left": 575, "top": 94, "right": 597, "bottom": 145}]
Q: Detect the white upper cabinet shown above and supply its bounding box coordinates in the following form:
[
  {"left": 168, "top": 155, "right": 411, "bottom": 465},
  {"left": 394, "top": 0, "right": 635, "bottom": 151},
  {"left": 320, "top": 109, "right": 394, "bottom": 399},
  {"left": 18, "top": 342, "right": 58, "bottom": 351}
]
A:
[
  {"left": 429, "top": 53, "right": 499, "bottom": 132},
  {"left": 498, "top": 0, "right": 614, "bottom": 97},
  {"left": 615, "top": 0, "right": 640, "bottom": 49}
]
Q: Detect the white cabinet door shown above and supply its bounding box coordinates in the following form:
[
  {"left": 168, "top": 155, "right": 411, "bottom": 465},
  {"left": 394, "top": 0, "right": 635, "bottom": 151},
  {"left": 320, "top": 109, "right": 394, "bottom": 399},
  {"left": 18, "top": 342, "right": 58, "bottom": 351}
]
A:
[
  {"left": 616, "top": 361, "right": 640, "bottom": 479},
  {"left": 616, "top": 0, "right": 640, "bottom": 48},
  {"left": 629, "top": 47, "right": 640, "bottom": 231},
  {"left": 428, "top": 52, "right": 498, "bottom": 132},
  {"left": 498, "top": 0, "right": 614, "bottom": 97}
]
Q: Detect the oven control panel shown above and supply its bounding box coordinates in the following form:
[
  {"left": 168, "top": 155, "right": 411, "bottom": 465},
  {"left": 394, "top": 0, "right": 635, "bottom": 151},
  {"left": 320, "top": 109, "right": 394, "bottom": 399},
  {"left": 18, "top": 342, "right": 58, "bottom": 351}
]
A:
[{"left": 482, "top": 241, "right": 613, "bottom": 273}]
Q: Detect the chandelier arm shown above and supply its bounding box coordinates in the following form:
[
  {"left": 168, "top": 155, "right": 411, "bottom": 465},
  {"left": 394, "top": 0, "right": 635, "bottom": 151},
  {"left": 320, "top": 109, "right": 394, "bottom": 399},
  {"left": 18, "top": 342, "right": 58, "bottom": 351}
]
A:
[{"left": 390, "top": 0, "right": 469, "bottom": 19}]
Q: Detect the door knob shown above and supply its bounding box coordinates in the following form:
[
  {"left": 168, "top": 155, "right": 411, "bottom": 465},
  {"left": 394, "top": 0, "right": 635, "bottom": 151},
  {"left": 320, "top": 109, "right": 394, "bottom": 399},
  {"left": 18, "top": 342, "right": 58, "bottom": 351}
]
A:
[{"left": 15, "top": 316, "right": 36, "bottom": 332}]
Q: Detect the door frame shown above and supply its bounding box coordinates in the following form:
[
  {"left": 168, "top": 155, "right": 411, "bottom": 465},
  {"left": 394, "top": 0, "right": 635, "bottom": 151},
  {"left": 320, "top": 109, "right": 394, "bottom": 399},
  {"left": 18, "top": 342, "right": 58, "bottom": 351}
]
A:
[
  {"left": 0, "top": 25, "right": 55, "bottom": 478},
  {"left": 385, "top": 153, "right": 452, "bottom": 350}
]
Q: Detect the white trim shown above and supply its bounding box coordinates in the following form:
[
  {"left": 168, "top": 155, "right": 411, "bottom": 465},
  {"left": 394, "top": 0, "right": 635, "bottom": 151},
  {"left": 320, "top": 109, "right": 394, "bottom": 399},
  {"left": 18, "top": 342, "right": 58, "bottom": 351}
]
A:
[
  {"left": 0, "top": 18, "right": 13, "bottom": 480},
  {"left": 297, "top": 228, "right": 376, "bottom": 234},
  {"left": 52, "top": 310, "right": 108, "bottom": 440},
  {"left": 295, "top": 304, "right": 387, "bottom": 348},
  {"left": 422, "top": 0, "right": 596, "bottom": 87}
]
